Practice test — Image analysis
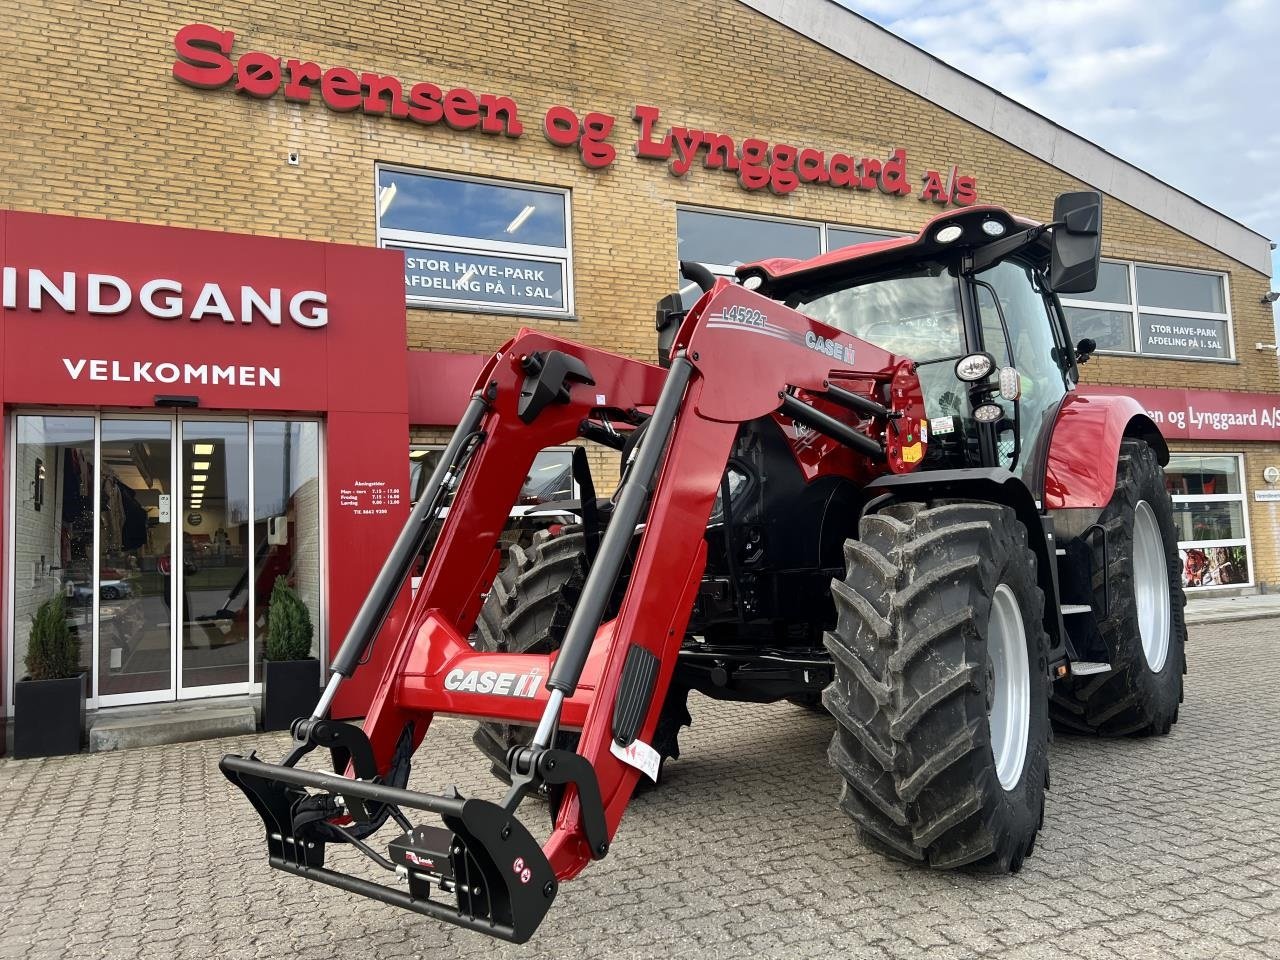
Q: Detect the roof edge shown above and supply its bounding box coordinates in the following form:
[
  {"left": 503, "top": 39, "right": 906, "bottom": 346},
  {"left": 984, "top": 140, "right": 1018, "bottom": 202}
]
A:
[{"left": 737, "top": 0, "right": 1273, "bottom": 276}]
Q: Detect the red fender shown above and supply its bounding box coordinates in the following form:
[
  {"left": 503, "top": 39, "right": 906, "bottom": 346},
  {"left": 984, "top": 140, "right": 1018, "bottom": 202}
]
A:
[{"left": 1044, "top": 392, "right": 1168, "bottom": 509}]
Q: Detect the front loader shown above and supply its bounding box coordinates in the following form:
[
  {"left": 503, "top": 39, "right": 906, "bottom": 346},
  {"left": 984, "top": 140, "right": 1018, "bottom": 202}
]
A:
[{"left": 222, "top": 191, "right": 1187, "bottom": 942}]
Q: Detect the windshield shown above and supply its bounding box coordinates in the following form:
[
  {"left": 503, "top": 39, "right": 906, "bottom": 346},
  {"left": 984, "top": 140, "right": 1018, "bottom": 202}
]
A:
[{"left": 790, "top": 265, "right": 963, "bottom": 362}]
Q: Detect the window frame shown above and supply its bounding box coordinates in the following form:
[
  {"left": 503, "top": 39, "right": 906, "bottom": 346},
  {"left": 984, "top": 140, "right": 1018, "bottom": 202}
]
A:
[
  {"left": 1164, "top": 452, "right": 1252, "bottom": 591},
  {"left": 376, "top": 165, "right": 575, "bottom": 320},
  {"left": 1060, "top": 258, "right": 1234, "bottom": 362}
]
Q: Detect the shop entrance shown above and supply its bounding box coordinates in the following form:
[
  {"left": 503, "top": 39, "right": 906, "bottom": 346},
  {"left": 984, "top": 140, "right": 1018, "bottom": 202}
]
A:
[{"left": 8, "top": 413, "right": 323, "bottom": 708}]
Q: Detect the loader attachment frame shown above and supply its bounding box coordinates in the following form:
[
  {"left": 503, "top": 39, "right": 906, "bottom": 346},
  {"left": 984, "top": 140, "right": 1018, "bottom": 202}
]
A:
[{"left": 220, "top": 280, "right": 928, "bottom": 942}]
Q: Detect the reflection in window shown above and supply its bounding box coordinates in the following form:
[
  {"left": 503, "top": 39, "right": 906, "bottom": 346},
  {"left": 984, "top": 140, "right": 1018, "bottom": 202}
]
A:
[
  {"left": 1060, "top": 260, "right": 1231, "bottom": 359},
  {"left": 1164, "top": 453, "right": 1250, "bottom": 589},
  {"left": 377, "top": 166, "right": 573, "bottom": 316},
  {"left": 827, "top": 226, "right": 902, "bottom": 250},
  {"left": 409, "top": 445, "right": 576, "bottom": 578},
  {"left": 252, "top": 421, "right": 322, "bottom": 681},
  {"left": 675, "top": 208, "right": 906, "bottom": 307},
  {"left": 677, "top": 209, "right": 820, "bottom": 271},
  {"left": 796, "top": 266, "right": 963, "bottom": 363},
  {"left": 11, "top": 416, "right": 94, "bottom": 697}
]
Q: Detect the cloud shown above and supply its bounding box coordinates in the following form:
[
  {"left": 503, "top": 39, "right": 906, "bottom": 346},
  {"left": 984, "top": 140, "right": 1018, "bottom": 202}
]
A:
[{"left": 838, "top": 0, "right": 1280, "bottom": 284}]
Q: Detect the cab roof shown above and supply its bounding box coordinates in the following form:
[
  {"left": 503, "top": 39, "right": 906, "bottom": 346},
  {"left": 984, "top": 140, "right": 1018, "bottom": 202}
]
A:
[{"left": 736, "top": 204, "right": 1044, "bottom": 297}]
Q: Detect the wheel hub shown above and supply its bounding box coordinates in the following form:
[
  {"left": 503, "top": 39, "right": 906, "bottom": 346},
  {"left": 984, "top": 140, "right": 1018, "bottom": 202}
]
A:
[
  {"left": 1133, "top": 500, "right": 1171, "bottom": 673},
  {"left": 988, "top": 584, "right": 1030, "bottom": 792}
]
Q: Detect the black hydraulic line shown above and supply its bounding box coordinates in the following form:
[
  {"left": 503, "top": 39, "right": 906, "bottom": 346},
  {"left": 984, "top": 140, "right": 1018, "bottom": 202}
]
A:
[
  {"left": 778, "top": 393, "right": 884, "bottom": 461},
  {"left": 327, "top": 822, "right": 400, "bottom": 872},
  {"left": 822, "top": 381, "right": 892, "bottom": 420},
  {"left": 546, "top": 356, "right": 695, "bottom": 695},
  {"left": 220, "top": 754, "right": 467, "bottom": 817},
  {"left": 719, "top": 470, "right": 746, "bottom": 623},
  {"left": 329, "top": 394, "right": 489, "bottom": 678}
]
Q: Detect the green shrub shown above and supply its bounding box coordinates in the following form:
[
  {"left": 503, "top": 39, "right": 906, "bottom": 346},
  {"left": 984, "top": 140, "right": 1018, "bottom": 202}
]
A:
[
  {"left": 25, "top": 593, "right": 79, "bottom": 681},
  {"left": 265, "top": 577, "right": 313, "bottom": 661}
]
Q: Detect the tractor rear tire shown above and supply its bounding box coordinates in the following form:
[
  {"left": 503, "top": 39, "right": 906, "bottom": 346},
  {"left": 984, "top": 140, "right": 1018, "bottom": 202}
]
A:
[
  {"left": 472, "top": 527, "right": 690, "bottom": 784},
  {"left": 1050, "top": 440, "right": 1187, "bottom": 736},
  {"left": 825, "top": 501, "right": 1050, "bottom": 872}
]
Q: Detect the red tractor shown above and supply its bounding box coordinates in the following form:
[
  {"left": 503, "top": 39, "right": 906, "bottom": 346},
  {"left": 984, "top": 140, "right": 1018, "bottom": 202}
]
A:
[{"left": 223, "top": 191, "right": 1186, "bottom": 942}]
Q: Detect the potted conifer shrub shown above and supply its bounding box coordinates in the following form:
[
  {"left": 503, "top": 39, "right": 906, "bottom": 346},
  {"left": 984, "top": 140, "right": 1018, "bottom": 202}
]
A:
[
  {"left": 261, "top": 577, "right": 320, "bottom": 731},
  {"left": 14, "top": 592, "right": 86, "bottom": 758}
]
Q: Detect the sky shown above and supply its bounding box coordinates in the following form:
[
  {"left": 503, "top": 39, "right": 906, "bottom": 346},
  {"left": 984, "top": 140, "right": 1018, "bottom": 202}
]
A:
[{"left": 842, "top": 0, "right": 1280, "bottom": 294}]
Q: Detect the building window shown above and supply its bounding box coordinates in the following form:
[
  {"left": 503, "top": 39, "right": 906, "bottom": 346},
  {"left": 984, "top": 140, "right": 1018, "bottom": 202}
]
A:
[
  {"left": 377, "top": 166, "right": 573, "bottom": 317},
  {"left": 1061, "top": 261, "right": 1232, "bottom": 361},
  {"left": 1164, "top": 454, "right": 1251, "bottom": 589},
  {"left": 675, "top": 207, "right": 903, "bottom": 304}
]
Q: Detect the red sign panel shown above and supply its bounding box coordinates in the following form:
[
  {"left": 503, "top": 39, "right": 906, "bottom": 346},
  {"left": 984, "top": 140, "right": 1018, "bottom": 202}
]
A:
[
  {"left": 1080, "top": 385, "right": 1280, "bottom": 442},
  {"left": 0, "top": 210, "right": 410, "bottom": 716}
]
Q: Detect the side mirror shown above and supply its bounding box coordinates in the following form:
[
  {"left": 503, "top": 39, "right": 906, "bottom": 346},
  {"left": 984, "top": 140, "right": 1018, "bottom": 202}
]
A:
[
  {"left": 655, "top": 292, "right": 684, "bottom": 369},
  {"left": 1049, "top": 191, "right": 1102, "bottom": 295}
]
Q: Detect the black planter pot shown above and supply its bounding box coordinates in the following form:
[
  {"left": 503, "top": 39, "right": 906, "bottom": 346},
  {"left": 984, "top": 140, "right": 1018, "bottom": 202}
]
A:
[
  {"left": 261, "top": 658, "right": 322, "bottom": 732},
  {"left": 14, "top": 673, "right": 87, "bottom": 759}
]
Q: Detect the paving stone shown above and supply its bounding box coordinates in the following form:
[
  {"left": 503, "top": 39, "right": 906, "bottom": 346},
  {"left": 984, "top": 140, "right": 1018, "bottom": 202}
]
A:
[{"left": 0, "top": 620, "right": 1277, "bottom": 959}]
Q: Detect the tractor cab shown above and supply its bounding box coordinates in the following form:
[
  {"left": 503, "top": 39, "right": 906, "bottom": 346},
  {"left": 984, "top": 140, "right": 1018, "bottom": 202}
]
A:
[{"left": 732, "top": 193, "right": 1103, "bottom": 491}]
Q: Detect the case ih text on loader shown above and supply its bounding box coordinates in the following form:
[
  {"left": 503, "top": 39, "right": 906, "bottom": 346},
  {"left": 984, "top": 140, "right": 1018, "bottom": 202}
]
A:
[{"left": 222, "top": 191, "right": 1187, "bottom": 943}]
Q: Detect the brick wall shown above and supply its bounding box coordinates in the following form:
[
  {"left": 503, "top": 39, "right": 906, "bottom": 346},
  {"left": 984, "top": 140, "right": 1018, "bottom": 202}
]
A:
[{"left": 3, "top": 0, "right": 1276, "bottom": 590}]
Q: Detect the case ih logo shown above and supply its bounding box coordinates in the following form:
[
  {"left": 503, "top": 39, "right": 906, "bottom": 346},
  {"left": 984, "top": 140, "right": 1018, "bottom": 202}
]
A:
[
  {"left": 805, "top": 331, "right": 855, "bottom": 365},
  {"left": 171, "top": 24, "right": 978, "bottom": 205},
  {"left": 443, "top": 667, "right": 543, "bottom": 698}
]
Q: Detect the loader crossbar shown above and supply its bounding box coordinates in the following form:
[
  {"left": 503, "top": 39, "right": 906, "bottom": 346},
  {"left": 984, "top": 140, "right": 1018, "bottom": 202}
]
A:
[{"left": 220, "top": 279, "right": 928, "bottom": 942}]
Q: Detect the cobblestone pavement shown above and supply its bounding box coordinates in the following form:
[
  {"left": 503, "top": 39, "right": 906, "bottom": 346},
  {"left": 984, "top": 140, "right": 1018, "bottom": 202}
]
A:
[{"left": 2, "top": 620, "right": 1278, "bottom": 960}]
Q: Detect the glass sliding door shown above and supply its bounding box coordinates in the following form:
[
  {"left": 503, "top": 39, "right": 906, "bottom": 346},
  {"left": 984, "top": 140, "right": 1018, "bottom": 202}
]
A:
[
  {"left": 9, "top": 413, "right": 323, "bottom": 706},
  {"left": 11, "top": 416, "right": 96, "bottom": 696},
  {"left": 97, "top": 419, "right": 174, "bottom": 702},
  {"left": 179, "top": 420, "right": 251, "bottom": 694},
  {"left": 252, "top": 421, "right": 322, "bottom": 683}
]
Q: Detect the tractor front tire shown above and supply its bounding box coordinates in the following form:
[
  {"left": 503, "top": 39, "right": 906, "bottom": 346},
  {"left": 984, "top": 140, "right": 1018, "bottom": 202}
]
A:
[
  {"left": 1050, "top": 440, "right": 1187, "bottom": 736},
  {"left": 472, "top": 527, "right": 690, "bottom": 784},
  {"left": 825, "top": 501, "right": 1050, "bottom": 872}
]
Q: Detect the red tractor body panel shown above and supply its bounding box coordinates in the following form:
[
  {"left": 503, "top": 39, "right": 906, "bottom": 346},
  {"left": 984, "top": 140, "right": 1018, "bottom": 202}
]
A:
[
  {"left": 1044, "top": 392, "right": 1168, "bottom": 509},
  {"left": 344, "top": 291, "right": 927, "bottom": 882}
]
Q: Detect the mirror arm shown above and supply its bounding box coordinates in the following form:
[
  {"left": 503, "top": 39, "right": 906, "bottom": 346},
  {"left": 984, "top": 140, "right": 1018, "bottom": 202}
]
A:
[{"left": 963, "top": 225, "right": 1047, "bottom": 276}]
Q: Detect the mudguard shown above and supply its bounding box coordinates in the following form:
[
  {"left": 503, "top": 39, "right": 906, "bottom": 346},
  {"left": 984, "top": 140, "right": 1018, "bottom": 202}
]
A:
[{"left": 1044, "top": 392, "right": 1168, "bottom": 510}]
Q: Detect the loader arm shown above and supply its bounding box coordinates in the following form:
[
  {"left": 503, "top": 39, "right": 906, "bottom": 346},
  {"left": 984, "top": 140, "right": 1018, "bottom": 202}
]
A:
[{"left": 220, "top": 279, "right": 927, "bottom": 942}]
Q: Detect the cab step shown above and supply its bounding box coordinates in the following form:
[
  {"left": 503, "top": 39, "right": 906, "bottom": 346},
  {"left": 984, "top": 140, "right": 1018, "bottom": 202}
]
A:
[
  {"left": 1069, "top": 661, "right": 1112, "bottom": 676},
  {"left": 1060, "top": 604, "right": 1091, "bottom": 615}
]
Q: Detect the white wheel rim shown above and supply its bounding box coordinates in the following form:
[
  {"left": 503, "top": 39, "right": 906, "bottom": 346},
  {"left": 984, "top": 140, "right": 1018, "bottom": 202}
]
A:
[
  {"left": 1133, "top": 500, "right": 1171, "bottom": 672},
  {"left": 988, "top": 584, "right": 1030, "bottom": 792}
]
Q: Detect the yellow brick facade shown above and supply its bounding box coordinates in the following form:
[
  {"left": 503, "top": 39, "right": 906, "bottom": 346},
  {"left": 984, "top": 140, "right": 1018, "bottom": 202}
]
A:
[{"left": 3, "top": 0, "right": 1278, "bottom": 587}]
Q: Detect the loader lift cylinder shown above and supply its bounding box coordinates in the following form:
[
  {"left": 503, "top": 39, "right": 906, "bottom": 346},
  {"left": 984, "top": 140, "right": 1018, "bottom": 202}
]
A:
[
  {"left": 533, "top": 355, "right": 695, "bottom": 747},
  {"left": 314, "top": 394, "right": 489, "bottom": 720}
]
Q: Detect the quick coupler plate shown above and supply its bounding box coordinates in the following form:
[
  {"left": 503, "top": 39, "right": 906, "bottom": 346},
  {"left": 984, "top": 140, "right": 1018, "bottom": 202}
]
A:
[
  {"left": 219, "top": 753, "right": 557, "bottom": 943},
  {"left": 388, "top": 824, "right": 455, "bottom": 895}
]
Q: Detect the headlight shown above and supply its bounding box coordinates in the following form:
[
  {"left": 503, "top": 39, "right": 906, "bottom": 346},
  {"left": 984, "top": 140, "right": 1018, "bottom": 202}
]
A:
[
  {"left": 973, "top": 403, "right": 1004, "bottom": 423},
  {"left": 935, "top": 224, "right": 964, "bottom": 244},
  {"left": 982, "top": 219, "right": 1007, "bottom": 237},
  {"left": 955, "top": 352, "right": 995, "bottom": 381}
]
